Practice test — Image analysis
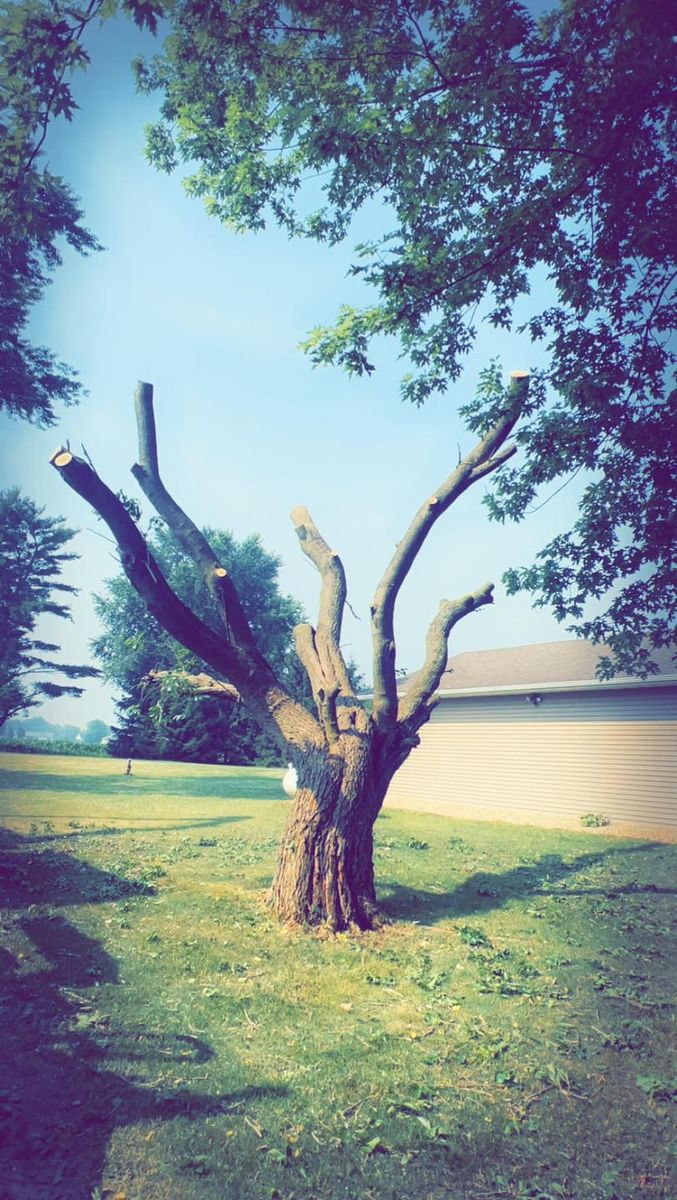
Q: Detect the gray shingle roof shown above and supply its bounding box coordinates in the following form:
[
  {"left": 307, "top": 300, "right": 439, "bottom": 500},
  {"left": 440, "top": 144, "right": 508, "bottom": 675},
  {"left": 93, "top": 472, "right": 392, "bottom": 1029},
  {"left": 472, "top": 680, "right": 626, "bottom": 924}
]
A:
[{"left": 399, "top": 640, "right": 676, "bottom": 695}]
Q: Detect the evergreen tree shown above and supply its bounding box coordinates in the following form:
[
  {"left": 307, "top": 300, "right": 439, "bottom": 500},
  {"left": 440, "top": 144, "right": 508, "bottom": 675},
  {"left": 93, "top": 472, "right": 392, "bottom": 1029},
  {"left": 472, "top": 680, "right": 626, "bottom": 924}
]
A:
[{"left": 0, "top": 487, "right": 98, "bottom": 723}]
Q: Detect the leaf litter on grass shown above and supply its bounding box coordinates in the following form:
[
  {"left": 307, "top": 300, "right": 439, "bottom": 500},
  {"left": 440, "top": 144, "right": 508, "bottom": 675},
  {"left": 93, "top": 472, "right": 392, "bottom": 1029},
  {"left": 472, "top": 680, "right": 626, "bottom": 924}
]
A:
[{"left": 0, "top": 754, "right": 675, "bottom": 1199}]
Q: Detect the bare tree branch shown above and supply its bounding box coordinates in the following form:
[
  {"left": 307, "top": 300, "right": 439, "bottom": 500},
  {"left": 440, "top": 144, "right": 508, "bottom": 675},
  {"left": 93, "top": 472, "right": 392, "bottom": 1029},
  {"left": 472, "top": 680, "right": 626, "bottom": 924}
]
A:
[
  {"left": 131, "top": 381, "right": 257, "bottom": 651},
  {"left": 397, "top": 582, "right": 495, "bottom": 725},
  {"left": 370, "top": 371, "right": 529, "bottom": 729},
  {"left": 51, "top": 448, "right": 240, "bottom": 670},
  {"left": 291, "top": 505, "right": 354, "bottom": 697},
  {"left": 50, "top": 447, "right": 325, "bottom": 751}
]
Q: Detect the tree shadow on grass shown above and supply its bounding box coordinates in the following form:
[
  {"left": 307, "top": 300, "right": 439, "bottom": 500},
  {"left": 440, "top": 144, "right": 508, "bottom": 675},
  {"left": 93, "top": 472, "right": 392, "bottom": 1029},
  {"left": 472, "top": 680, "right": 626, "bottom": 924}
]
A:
[
  {"left": 0, "top": 826, "right": 155, "bottom": 909},
  {"left": 0, "top": 769, "right": 285, "bottom": 801},
  {"left": 0, "top": 828, "right": 287, "bottom": 1200},
  {"left": 379, "top": 841, "right": 675, "bottom": 925}
]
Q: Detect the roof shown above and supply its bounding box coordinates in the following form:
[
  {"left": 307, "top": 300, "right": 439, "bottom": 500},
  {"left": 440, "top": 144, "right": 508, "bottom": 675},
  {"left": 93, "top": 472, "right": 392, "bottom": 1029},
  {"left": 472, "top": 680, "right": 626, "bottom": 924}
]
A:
[{"left": 398, "top": 640, "right": 677, "bottom": 700}]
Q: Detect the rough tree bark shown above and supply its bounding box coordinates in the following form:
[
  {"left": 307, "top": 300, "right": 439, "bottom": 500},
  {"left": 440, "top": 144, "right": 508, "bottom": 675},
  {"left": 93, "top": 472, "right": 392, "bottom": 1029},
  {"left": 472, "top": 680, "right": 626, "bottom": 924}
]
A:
[{"left": 51, "top": 372, "right": 528, "bottom": 930}]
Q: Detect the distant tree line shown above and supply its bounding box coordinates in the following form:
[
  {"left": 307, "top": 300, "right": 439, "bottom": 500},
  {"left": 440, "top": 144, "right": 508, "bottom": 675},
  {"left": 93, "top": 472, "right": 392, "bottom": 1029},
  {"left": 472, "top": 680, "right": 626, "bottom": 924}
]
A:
[
  {"left": 0, "top": 715, "right": 111, "bottom": 756},
  {"left": 0, "top": 738, "right": 109, "bottom": 757}
]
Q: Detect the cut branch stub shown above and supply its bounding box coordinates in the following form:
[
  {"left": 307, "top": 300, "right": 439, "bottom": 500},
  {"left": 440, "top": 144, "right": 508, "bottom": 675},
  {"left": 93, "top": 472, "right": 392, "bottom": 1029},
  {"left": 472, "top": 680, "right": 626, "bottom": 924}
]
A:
[{"left": 290, "top": 505, "right": 354, "bottom": 698}]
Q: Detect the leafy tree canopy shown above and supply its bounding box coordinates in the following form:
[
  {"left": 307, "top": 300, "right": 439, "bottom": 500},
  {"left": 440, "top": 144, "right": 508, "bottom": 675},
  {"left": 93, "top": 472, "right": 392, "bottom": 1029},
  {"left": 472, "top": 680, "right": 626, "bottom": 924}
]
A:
[
  {"left": 0, "top": 487, "right": 99, "bottom": 723},
  {"left": 0, "top": 0, "right": 163, "bottom": 425},
  {"left": 4, "top": 0, "right": 674, "bottom": 668},
  {"left": 133, "top": 0, "right": 675, "bottom": 673},
  {"left": 93, "top": 521, "right": 313, "bottom": 763}
]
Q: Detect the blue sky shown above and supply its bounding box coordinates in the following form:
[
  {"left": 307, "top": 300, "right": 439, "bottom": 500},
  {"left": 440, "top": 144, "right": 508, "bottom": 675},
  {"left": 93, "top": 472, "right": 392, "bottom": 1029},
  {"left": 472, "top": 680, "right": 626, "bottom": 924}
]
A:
[{"left": 2, "top": 14, "right": 578, "bottom": 728}]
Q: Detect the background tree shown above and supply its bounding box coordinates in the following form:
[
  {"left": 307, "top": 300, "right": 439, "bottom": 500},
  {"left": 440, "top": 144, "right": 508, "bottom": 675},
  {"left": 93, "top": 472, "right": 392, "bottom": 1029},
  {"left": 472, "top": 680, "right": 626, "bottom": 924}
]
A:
[
  {"left": 0, "top": 487, "right": 98, "bottom": 723},
  {"left": 135, "top": 0, "right": 675, "bottom": 674},
  {"left": 93, "top": 522, "right": 310, "bottom": 764},
  {"left": 81, "top": 717, "right": 110, "bottom": 745}
]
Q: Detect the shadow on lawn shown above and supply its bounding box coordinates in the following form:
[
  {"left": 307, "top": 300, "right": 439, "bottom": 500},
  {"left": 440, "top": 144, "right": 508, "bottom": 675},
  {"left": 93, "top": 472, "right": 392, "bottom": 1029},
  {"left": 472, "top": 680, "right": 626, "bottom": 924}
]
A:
[
  {"left": 0, "top": 828, "right": 286, "bottom": 1200},
  {"left": 380, "top": 841, "right": 674, "bottom": 924},
  {"left": 0, "top": 769, "right": 285, "bottom": 801}
]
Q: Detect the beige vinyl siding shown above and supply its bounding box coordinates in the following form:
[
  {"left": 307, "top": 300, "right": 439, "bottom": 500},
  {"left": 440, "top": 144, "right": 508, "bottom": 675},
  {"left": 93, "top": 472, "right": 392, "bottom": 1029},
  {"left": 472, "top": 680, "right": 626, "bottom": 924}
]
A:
[{"left": 386, "top": 686, "right": 677, "bottom": 829}]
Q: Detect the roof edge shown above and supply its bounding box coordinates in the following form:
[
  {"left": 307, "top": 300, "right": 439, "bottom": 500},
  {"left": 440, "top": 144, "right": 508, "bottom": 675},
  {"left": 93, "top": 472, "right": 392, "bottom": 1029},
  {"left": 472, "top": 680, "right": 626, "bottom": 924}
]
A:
[{"left": 398, "top": 675, "right": 677, "bottom": 700}]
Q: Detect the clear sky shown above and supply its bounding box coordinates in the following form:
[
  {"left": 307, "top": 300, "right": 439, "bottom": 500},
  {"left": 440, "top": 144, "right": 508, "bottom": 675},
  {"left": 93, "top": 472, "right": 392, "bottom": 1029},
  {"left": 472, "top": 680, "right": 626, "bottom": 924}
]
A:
[{"left": 2, "top": 15, "right": 578, "bottom": 729}]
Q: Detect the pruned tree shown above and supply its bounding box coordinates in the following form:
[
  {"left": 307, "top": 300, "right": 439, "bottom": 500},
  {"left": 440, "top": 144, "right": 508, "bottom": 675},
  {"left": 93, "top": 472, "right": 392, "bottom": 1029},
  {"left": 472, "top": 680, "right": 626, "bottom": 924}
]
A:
[{"left": 52, "top": 373, "right": 527, "bottom": 929}]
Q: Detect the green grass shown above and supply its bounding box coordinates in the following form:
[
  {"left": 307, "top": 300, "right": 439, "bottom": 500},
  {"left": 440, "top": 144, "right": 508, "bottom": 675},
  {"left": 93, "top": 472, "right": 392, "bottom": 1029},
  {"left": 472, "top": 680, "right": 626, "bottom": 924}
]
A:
[{"left": 0, "top": 752, "right": 675, "bottom": 1200}]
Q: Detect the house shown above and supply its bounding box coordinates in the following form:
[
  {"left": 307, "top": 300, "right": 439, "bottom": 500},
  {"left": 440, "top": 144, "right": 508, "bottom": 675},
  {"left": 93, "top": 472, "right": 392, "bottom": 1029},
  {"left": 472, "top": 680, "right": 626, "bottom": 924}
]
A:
[{"left": 385, "top": 640, "right": 677, "bottom": 836}]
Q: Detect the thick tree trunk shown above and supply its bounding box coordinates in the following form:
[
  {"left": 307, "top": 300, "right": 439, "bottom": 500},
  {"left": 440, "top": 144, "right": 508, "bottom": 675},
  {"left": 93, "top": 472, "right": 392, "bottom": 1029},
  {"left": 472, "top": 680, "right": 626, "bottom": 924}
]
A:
[{"left": 269, "top": 733, "right": 399, "bottom": 930}]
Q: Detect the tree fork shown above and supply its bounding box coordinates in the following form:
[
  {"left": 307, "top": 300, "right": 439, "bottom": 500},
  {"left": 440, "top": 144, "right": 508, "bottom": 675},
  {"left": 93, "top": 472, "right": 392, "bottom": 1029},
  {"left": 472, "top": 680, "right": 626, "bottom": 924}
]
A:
[{"left": 290, "top": 504, "right": 354, "bottom": 697}]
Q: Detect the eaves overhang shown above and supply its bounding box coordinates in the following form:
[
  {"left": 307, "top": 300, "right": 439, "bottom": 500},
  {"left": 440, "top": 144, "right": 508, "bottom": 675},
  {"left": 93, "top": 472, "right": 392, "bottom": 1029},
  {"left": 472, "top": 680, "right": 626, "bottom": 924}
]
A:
[{"left": 398, "top": 674, "right": 677, "bottom": 701}]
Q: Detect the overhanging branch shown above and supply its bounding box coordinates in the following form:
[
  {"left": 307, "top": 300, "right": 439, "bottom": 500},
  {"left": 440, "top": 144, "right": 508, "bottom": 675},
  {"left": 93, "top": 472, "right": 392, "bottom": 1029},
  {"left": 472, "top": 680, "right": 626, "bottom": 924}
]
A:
[{"left": 146, "top": 669, "right": 241, "bottom": 702}]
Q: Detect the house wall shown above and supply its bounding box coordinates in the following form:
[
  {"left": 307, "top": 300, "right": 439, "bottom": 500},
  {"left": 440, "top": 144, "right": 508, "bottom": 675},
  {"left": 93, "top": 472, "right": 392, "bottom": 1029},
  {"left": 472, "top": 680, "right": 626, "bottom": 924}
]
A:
[{"left": 385, "top": 685, "right": 677, "bottom": 830}]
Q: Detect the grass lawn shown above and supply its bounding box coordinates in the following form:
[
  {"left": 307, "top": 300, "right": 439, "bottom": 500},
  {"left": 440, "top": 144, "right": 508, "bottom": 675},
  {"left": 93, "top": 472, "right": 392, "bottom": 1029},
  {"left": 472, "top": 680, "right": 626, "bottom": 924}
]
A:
[{"left": 0, "top": 752, "right": 675, "bottom": 1200}]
